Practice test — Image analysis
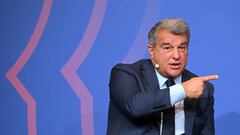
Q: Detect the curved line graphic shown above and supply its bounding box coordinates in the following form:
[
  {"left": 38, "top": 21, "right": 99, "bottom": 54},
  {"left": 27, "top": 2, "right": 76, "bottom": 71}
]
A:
[
  {"left": 5, "top": 0, "right": 52, "bottom": 135},
  {"left": 61, "top": 0, "right": 107, "bottom": 135},
  {"left": 122, "top": 0, "right": 160, "bottom": 63}
]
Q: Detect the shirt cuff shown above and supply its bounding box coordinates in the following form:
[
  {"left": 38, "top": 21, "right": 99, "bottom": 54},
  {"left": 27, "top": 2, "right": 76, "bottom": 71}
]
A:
[{"left": 169, "top": 84, "right": 186, "bottom": 106}]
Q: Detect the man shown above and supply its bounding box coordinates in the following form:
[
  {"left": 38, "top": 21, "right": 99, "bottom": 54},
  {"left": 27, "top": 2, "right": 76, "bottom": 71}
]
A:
[{"left": 107, "top": 18, "right": 218, "bottom": 135}]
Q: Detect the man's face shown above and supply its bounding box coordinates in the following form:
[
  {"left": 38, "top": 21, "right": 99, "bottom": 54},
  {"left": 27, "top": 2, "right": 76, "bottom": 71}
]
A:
[{"left": 148, "top": 30, "right": 189, "bottom": 78}]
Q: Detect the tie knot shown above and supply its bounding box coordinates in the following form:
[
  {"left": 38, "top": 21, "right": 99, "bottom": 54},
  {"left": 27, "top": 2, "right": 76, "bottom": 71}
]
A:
[{"left": 165, "top": 79, "right": 175, "bottom": 87}]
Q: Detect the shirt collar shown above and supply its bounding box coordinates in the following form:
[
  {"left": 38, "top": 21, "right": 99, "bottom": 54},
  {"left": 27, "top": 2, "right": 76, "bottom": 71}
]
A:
[{"left": 154, "top": 69, "right": 182, "bottom": 89}]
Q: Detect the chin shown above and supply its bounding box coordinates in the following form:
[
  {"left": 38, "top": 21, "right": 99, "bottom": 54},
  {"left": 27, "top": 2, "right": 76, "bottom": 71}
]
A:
[{"left": 168, "top": 70, "right": 182, "bottom": 78}]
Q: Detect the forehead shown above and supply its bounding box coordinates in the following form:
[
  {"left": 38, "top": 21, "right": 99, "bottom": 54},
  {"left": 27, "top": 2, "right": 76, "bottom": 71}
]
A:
[{"left": 156, "top": 30, "right": 188, "bottom": 45}]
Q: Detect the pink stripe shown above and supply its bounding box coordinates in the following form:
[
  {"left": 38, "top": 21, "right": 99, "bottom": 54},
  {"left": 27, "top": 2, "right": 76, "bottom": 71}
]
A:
[
  {"left": 122, "top": 0, "right": 159, "bottom": 63},
  {"left": 5, "top": 0, "right": 52, "bottom": 135},
  {"left": 61, "top": 0, "right": 107, "bottom": 135}
]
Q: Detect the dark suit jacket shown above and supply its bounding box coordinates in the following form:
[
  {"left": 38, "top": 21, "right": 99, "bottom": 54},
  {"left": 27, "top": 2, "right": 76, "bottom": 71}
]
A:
[{"left": 107, "top": 59, "right": 215, "bottom": 135}]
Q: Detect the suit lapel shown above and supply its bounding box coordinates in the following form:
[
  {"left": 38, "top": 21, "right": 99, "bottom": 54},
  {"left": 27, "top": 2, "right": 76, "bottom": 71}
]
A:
[
  {"left": 141, "top": 60, "right": 160, "bottom": 92},
  {"left": 141, "top": 60, "right": 161, "bottom": 128},
  {"left": 182, "top": 70, "right": 197, "bottom": 135}
]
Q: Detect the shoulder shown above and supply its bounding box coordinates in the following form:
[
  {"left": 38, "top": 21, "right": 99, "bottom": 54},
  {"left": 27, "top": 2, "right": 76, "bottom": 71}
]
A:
[
  {"left": 109, "top": 59, "right": 152, "bottom": 87},
  {"left": 109, "top": 59, "right": 154, "bottom": 85},
  {"left": 112, "top": 59, "right": 152, "bottom": 73}
]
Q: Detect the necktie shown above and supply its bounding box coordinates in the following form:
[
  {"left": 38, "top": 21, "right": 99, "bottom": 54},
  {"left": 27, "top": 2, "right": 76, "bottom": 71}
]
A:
[{"left": 162, "top": 79, "right": 175, "bottom": 135}]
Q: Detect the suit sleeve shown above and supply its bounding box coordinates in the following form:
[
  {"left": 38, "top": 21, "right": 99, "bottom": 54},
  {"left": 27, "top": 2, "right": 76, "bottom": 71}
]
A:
[
  {"left": 109, "top": 65, "right": 173, "bottom": 119},
  {"left": 200, "top": 83, "right": 215, "bottom": 135}
]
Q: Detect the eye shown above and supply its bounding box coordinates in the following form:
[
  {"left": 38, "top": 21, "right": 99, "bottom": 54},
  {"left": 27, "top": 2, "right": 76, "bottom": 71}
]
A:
[
  {"left": 162, "top": 45, "right": 172, "bottom": 51},
  {"left": 179, "top": 46, "right": 185, "bottom": 49},
  {"left": 164, "top": 46, "right": 171, "bottom": 50},
  {"left": 159, "top": 44, "right": 173, "bottom": 52},
  {"left": 178, "top": 46, "right": 187, "bottom": 52}
]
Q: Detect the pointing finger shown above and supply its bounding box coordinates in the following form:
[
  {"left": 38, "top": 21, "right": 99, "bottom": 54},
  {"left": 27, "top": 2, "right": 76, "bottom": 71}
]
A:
[{"left": 198, "top": 75, "right": 219, "bottom": 82}]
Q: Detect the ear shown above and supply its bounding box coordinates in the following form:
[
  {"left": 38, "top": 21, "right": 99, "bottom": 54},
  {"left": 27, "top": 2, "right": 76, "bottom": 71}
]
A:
[{"left": 148, "top": 45, "right": 154, "bottom": 59}]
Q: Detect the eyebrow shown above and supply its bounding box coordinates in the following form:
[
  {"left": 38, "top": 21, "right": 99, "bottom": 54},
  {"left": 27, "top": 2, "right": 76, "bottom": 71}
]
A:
[
  {"left": 160, "top": 41, "right": 188, "bottom": 46},
  {"left": 160, "top": 42, "right": 171, "bottom": 46},
  {"left": 180, "top": 42, "right": 188, "bottom": 45},
  {"left": 159, "top": 41, "right": 188, "bottom": 47}
]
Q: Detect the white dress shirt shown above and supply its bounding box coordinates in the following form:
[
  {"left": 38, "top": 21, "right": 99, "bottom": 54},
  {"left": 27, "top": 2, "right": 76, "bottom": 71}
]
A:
[{"left": 155, "top": 69, "right": 186, "bottom": 135}]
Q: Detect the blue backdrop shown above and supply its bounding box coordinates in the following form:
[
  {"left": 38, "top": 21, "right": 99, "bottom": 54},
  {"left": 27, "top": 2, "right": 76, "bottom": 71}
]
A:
[{"left": 1, "top": 0, "right": 240, "bottom": 135}]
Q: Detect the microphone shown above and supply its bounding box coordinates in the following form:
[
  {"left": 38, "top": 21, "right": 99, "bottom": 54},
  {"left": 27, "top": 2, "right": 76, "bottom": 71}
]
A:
[{"left": 154, "top": 63, "right": 160, "bottom": 69}]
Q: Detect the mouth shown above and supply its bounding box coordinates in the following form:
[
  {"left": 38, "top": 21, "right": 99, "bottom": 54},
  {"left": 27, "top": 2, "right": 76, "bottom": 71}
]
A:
[{"left": 169, "top": 63, "right": 181, "bottom": 69}]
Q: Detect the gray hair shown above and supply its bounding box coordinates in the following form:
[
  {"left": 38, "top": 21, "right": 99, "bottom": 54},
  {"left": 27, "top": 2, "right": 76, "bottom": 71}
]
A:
[{"left": 148, "top": 18, "right": 190, "bottom": 45}]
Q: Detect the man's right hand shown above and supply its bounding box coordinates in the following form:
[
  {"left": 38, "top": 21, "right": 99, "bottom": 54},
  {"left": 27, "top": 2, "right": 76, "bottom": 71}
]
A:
[{"left": 182, "top": 75, "right": 218, "bottom": 98}]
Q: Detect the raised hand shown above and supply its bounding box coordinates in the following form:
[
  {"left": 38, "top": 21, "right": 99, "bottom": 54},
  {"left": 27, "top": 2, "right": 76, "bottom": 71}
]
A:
[{"left": 182, "top": 75, "right": 218, "bottom": 98}]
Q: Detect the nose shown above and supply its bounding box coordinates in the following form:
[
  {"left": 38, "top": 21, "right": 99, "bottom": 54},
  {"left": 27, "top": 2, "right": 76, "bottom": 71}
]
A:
[{"left": 172, "top": 48, "right": 180, "bottom": 60}]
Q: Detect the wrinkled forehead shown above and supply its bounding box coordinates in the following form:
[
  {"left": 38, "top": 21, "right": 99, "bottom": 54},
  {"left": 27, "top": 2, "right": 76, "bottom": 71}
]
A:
[
  {"left": 155, "top": 30, "right": 189, "bottom": 46},
  {"left": 155, "top": 26, "right": 190, "bottom": 41}
]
